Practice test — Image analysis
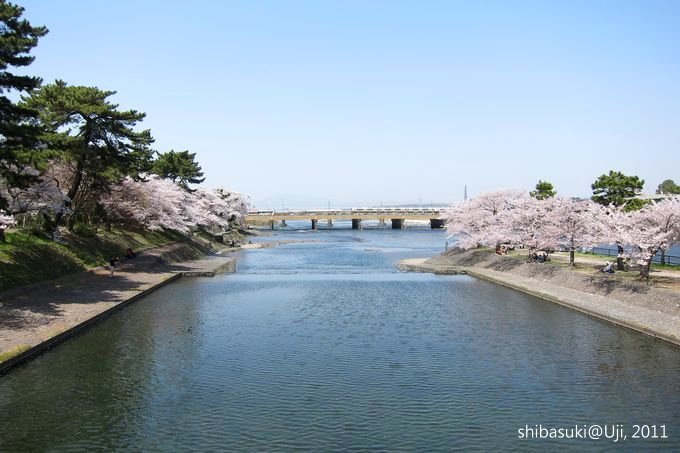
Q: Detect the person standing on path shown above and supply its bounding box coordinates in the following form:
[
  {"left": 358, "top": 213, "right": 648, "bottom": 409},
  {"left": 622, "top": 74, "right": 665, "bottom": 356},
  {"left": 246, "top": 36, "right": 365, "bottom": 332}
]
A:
[{"left": 109, "top": 256, "right": 119, "bottom": 278}]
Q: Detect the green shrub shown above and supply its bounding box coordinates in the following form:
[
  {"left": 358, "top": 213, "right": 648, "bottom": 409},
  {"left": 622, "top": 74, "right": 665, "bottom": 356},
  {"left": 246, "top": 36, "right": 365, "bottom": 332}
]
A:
[{"left": 72, "top": 222, "right": 98, "bottom": 237}]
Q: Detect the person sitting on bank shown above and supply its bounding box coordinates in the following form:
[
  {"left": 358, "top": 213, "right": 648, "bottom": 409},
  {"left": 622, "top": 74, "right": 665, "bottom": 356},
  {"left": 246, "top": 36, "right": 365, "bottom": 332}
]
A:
[
  {"left": 125, "top": 247, "right": 137, "bottom": 259},
  {"left": 601, "top": 262, "right": 615, "bottom": 274}
]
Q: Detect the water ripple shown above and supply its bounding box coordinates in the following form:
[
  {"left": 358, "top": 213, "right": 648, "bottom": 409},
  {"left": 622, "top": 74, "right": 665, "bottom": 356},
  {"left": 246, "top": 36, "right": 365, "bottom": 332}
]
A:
[{"left": 1, "top": 229, "right": 679, "bottom": 451}]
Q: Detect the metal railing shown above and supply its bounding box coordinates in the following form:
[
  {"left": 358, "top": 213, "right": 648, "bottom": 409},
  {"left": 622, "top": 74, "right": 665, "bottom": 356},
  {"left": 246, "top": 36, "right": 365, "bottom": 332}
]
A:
[{"left": 590, "top": 247, "right": 679, "bottom": 266}]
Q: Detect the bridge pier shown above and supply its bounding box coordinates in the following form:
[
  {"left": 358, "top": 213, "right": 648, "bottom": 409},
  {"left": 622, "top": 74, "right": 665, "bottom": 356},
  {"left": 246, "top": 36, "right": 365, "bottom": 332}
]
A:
[
  {"left": 430, "top": 218, "right": 445, "bottom": 229},
  {"left": 378, "top": 218, "right": 386, "bottom": 227},
  {"left": 271, "top": 220, "right": 275, "bottom": 230},
  {"left": 280, "top": 220, "right": 287, "bottom": 227},
  {"left": 311, "top": 219, "right": 318, "bottom": 230},
  {"left": 391, "top": 219, "right": 405, "bottom": 229},
  {"left": 327, "top": 219, "right": 333, "bottom": 227},
  {"left": 352, "top": 219, "right": 362, "bottom": 230}
]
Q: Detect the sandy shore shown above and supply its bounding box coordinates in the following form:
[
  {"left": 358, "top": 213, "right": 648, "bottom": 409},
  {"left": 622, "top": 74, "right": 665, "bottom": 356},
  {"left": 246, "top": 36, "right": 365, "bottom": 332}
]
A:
[{"left": 397, "top": 250, "right": 680, "bottom": 346}]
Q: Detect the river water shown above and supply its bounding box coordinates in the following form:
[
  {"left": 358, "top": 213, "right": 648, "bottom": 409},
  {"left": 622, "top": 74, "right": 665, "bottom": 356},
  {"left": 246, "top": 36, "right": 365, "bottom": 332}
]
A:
[{"left": 1, "top": 223, "right": 679, "bottom": 451}]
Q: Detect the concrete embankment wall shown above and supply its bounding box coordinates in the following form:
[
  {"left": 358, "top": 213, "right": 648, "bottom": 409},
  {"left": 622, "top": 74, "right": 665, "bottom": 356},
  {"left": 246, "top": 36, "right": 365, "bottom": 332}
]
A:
[
  {"left": 0, "top": 241, "right": 236, "bottom": 375},
  {"left": 0, "top": 274, "right": 184, "bottom": 375},
  {"left": 397, "top": 259, "right": 680, "bottom": 347}
]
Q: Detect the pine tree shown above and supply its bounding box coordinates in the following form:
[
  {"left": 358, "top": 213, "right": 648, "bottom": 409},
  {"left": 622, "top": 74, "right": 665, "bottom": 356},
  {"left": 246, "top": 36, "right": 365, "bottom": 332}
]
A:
[
  {"left": 529, "top": 180, "right": 556, "bottom": 200},
  {"left": 22, "top": 80, "right": 155, "bottom": 229},
  {"left": 591, "top": 170, "right": 645, "bottom": 211},
  {"left": 0, "top": 1, "right": 48, "bottom": 210},
  {"left": 656, "top": 179, "right": 680, "bottom": 195},
  {"left": 152, "top": 149, "right": 206, "bottom": 191}
]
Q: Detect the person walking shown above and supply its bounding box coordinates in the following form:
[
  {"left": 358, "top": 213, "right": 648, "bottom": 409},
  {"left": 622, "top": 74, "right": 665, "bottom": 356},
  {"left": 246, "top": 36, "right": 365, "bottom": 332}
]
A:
[{"left": 109, "top": 256, "right": 119, "bottom": 278}]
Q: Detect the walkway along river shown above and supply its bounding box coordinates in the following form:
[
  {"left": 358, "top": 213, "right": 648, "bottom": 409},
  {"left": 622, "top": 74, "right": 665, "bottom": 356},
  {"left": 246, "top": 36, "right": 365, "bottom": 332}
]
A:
[{"left": 0, "top": 225, "right": 679, "bottom": 450}]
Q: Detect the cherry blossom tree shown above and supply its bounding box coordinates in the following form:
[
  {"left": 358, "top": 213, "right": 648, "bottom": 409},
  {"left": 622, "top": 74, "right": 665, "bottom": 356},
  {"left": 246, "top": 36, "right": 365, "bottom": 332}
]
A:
[
  {"left": 182, "top": 188, "right": 229, "bottom": 232},
  {"left": 100, "top": 175, "right": 249, "bottom": 234},
  {"left": 593, "top": 204, "right": 633, "bottom": 268},
  {"left": 445, "top": 187, "right": 680, "bottom": 282},
  {"left": 443, "top": 201, "right": 486, "bottom": 249},
  {"left": 444, "top": 189, "right": 526, "bottom": 249},
  {"left": 491, "top": 197, "right": 602, "bottom": 263},
  {"left": 0, "top": 161, "right": 71, "bottom": 235},
  {"left": 193, "top": 188, "right": 248, "bottom": 231},
  {"left": 101, "top": 175, "right": 191, "bottom": 232},
  {"left": 499, "top": 196, "right": 556, "bottom": 253},
  {"left": 214, "top": 188, "right": 249, "bottom": 222},
  {"left": 445, "top": 191, "right": 608, "bottom": 266},
  {"left": 543, "top": 198, "right": 604, "bottom": 266},
  {"left": 472, "top": 189, "right": 526, "bottom": 216},
  {"left": 619, "top": 197, "right": 680, "bottom": 279}
]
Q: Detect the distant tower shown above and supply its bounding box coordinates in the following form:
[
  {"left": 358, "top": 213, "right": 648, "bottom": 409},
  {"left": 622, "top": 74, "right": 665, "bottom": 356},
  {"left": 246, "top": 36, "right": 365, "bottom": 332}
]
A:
[{"left": 464, "top": 185, "right": 468, "bottom": 202}]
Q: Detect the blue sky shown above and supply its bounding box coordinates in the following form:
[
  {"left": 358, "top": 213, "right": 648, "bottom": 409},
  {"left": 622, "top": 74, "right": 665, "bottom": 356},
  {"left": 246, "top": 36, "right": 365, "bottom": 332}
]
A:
[{"left": 18, "top": 0, "right": 680, "bottom": 208}]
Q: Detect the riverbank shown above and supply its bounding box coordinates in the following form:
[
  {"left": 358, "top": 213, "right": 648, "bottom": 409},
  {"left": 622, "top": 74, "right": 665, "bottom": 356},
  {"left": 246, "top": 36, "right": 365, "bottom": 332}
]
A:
[
  {"left": 398, "top": 249, "right": 680, "bottom": 346},
  {"left": 0, "top": 227, "right": 184, "bottom": 292},
  {"left": 0, "top": 241, "right": 237, "bottom": 373}
]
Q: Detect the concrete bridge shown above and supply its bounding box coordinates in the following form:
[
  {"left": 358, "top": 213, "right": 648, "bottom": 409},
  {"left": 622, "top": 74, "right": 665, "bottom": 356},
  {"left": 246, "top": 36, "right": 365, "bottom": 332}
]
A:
[{"left": 245, "top": 208, "right": 445, "bottom": 230}]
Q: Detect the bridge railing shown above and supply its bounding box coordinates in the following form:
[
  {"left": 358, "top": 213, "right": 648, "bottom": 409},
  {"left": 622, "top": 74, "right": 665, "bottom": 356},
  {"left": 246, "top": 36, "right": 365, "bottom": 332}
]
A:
[{"left": 247, "top": 208, "right": 443, "bottom": 217}]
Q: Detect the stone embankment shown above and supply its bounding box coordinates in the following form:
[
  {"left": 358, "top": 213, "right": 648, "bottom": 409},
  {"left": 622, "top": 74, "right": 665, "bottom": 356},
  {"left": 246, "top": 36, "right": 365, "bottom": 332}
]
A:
[
  {"left": 0, "top": 240, "right": 237, "bottom": 373},
  {"left": 398, "top": 250, "right": 680, "bottom": 347}
]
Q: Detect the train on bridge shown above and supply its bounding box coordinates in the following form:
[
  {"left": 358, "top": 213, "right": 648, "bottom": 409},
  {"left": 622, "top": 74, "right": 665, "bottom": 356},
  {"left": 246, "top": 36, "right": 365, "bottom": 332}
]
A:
[{"left": 245, "top": 207, "right": 446, "bottom": 230}]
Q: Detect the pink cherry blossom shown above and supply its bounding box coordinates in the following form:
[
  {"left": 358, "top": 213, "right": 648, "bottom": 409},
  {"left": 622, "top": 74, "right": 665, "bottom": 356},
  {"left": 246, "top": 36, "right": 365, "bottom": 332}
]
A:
[{"left": 617, "top": 197, "right": 680, "bottom": 278}]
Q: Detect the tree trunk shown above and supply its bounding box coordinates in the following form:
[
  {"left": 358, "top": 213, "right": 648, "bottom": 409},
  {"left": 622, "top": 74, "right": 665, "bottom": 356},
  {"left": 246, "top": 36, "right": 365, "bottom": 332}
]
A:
[
  {"left": 616, "top": 244, "right": 625, "bottom": 270},
  {"left": 41, "top": 211, "right": 57, "bottom": 237},
  {"left": 0, "top": 228, "right": 5, "bottom": 243},
  {"left": 660, "top": 249, "right": 666, "bottom": 266},
  {"left": 53, "top": 211, "right": 64, "bottom": 228},
  {"left": 641, "top": 260, "right": 652, "bottom": 283},
  {"left": 569, "top": 250, "right": 575, "bottom": 266},
  {"left": 67, "top": 214, "right": 77, "bottom": 231},
  {"left": 56, "top": 156, "right": 85, "bottom": 228}
]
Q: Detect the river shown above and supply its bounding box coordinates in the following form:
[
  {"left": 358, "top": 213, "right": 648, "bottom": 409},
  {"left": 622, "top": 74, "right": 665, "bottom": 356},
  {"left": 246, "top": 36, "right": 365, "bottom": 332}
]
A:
[{"left": 1, "top": 223, "right": 679, "bottom": 451}]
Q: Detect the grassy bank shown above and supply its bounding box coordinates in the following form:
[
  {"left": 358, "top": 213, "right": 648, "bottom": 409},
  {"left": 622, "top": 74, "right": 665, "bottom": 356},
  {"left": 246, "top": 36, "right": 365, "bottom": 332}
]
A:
[{"left": 0, "top": 227, "right": 183, "bottom": 292}]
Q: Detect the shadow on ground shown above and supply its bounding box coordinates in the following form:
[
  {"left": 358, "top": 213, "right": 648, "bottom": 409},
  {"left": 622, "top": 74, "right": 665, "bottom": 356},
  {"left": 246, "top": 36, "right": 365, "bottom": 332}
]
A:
[
  {"left": 0, "top": 241, "right": 218, "bottom": 331},
  {"left": 582, "top": 274, "right": 651, "bottom": 296}
]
